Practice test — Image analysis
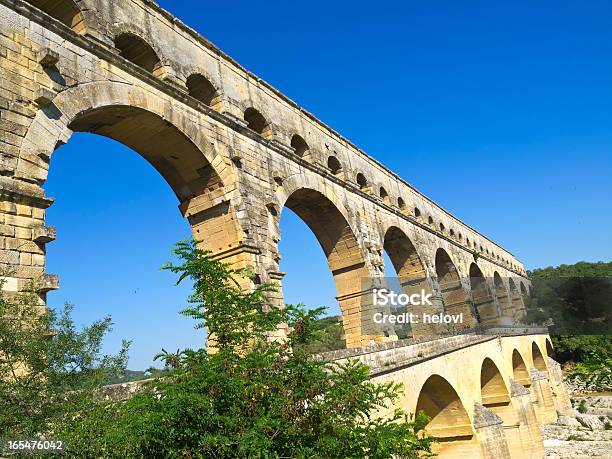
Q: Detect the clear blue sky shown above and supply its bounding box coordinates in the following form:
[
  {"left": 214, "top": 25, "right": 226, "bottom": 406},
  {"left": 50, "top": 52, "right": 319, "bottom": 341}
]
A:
[{"left": 45, "top": 0, "right": 612, "bottom": 369}]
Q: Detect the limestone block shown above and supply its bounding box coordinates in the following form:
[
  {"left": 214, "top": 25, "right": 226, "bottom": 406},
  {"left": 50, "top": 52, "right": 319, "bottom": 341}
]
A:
[
  {"left": 576, "top": 413, "right": 605, "bottom": 431},
  {"left": 33, "top": 225, "right": 56, "bottom": 243},
  {"left": 36, "top": 47, "right": 59, "bottom": 67},
  {"left": 39, "top": 273, "right": 59, "bottom": 292},
  {"left": 33, "top": 87, "right": 55, "bottom": 107}
]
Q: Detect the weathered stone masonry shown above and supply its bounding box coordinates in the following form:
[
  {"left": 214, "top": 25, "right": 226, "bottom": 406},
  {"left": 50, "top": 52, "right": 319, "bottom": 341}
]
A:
[
  {"left": 0, "top": 0, "right": 531, "bottom": 347},
  {"left": 0, "top": 1, "right": 572, "bottom": 457}
]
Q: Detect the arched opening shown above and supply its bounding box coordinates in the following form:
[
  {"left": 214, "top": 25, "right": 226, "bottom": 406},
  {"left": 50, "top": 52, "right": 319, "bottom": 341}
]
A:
[
  {"left": 356, "top": 173, "right": 368, "bottom": 190},
  {"left": 481, "top": 358, "right": 511, "bottom": 407},
  {"left": 532, "top": 342, "right": 548, "bottom": 373},
  {"left": 493, "top": 272, "right": 512, "bottom": 320},
  {"left": 327, "top": 156, "right": 342, "bottom": 176},
  {"left": 186, "top": 74, "right": 218, "bottom": 107},
  {"left": 244, "top": 107, "right": 273, "bottom": 139},
  {"left": 481, "top": 358, "right": 523, "bottom": 451},
  {"left": 280, "top": 188, "right": 381, "bottom": 347},
  {"left": 28, "top": 0, "right": 86, "bottom": 33},
  {"left": 397, "top": 197, "right": 406, "bottom": 210},
  {"left": 416, "top": 375, "right": 479, "bottom": 457},
  {"left": 379, "top": 186, "right": 389, "bottom": 203},
  {"left": 449, "top": 228, "right": 455, "bottom": 239},
  {"left": 383, "top": 227, "right": 431, "bottom": 338},
  {"left": 546, "top": 338, "right": 554, "bottom": 358},
  {"left": 508, "top": 278, "right": 525, "bottom": 322},
  {"left": 68, "top": 106, "right": 222, "bottom": 202},
  {"left": 512, "top": 349, "right": 531, "bottom": 387},
  {"left": 414, "top": 207, "right": 421, "bottom": 219},
  {"left": 290, "top": 134, "right": 310, "bottom": 160},
  {"left": 520, "top": 282, "right": 528, "bottom": 297},
  {"left": 428, "top": 216, "right": 434, "bottom": 226},
  {"left": 439, "top": 222, "right": 445, "bottom": 233},
  {"left": 469, "top": 263, "right": 497, "bottom": 325},
  {"left": 278, "top": 206, "right": 343, "bottom": 352},
  {"left": 44, "top": 105, "right": 226, "bottom": 374},
  {"left": 114, "top": 33, "right": 164, "bottom": 77},
  {"left": 434, "top": 248, "right": 474, "bottom": 328}
]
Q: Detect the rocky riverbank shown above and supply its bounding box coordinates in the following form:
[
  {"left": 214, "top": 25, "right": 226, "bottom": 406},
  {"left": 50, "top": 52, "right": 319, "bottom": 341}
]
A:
[{"left": 544, "top": 395, "right": 612, "bottom": 458}]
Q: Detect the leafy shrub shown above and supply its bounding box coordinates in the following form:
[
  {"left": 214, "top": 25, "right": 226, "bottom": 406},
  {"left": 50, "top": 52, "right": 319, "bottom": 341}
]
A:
[
  {"left": 53, "top": 240, "right": 436, "bottom": 458},
  {"left": 0, "top": 280, "right": 128, "bottom": 438}
]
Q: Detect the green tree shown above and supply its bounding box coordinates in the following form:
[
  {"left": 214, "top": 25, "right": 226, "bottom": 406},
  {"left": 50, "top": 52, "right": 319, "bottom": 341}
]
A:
[
  {"left": 56, "top": 240, "right": 435, "bottom": 458},
  {"left": 525, "top": 261, "right": 612, "bottom": 334},
  {"left": 0, "top": 281, "right": 129, "bottom": 438},
  {"left": 523, "top": 261, "right": 612, "bottom": 391}
]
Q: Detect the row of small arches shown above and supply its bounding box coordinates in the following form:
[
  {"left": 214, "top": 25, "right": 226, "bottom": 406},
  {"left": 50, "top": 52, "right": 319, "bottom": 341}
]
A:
[{"left": 27, "top": 1, "right": 222, "bottom": 106}]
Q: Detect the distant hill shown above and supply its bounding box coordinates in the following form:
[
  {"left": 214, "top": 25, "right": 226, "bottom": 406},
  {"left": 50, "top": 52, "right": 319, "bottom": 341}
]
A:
[
  {"left": 527, "top": 262, "right": 612, "bottom": 392},
  {"left": 525, "top": 261, "right": 612, "bottom": 335},
  {"left": 529, "top": 261, "right": 612, "bottom": 278}
]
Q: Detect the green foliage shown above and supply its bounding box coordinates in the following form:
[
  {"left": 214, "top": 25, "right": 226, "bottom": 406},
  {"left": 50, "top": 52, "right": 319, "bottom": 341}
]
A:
[
  {"left": 566, "top": 434, "right": 588, "bottom": 441},
  {"left": 551, "top": 335, "right": 612, "bottom": 364},
  {"left": 524, "top": 262, "right": 612, "bottom": 392},
  {"left": 530, "top": 261, "right": 612, "bottom": 278},
  {"left": 525, "top": 262, "right": 612, "bottom": 334},
  {"left": 576, "top": 399, "right": 588, "bottom": 414},
  {"left": 293, "top": 314, "right": 346, "bottom": 354},
  {"left": 0, "top": 281, "right": 129, "bottom": 438},
  {"left": 55, "top": 239, "right": 435, "bottom": 458}
]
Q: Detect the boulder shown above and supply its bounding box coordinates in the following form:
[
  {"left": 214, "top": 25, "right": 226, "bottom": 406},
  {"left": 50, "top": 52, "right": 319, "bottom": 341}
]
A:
[
  {"left": 576, "top": 413, "right": 605, "bottom": 431},
  {"left": 556, "top": 415, "right": 581, "bottom": 427}
]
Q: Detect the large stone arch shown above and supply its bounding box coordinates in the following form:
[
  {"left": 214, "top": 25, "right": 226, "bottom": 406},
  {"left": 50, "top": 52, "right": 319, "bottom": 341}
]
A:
[
  {"left": 276, "top": 177, "right": 387, "bottom": 348},
  {"left": 493, "top": 271, "right": 513, "bottom": 322},
  {"left": 415, "top": 375, "right": 480, "bottom": 457},
  {"left": 469, "top": 263, "right": 498, "bottom": 325},
  {"left": 434, "top": 248, "right": 476, "bottom": 329},
  {"left": 382, "top": 225, "right": 438, "bottom": 338},
  {"left": 18, "top": 81, "right": 245, "bottom": 277},
  {"left": 519, "top": 281, "right": 529, "bottom": 297},
  {"left": 529, "top": 342, "right": 556, "bottom": 424},
  {"left": 19, "top": 81, "right": 231, "bottom": 192},
  {"left": 508, "top": 278, "right": 525, "bottom": 322}
]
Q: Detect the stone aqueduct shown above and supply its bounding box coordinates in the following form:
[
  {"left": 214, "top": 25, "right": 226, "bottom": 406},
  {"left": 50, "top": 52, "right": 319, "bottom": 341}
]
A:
[{"left": 0, "top": 1, "right": 571, "bottom": 457}]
